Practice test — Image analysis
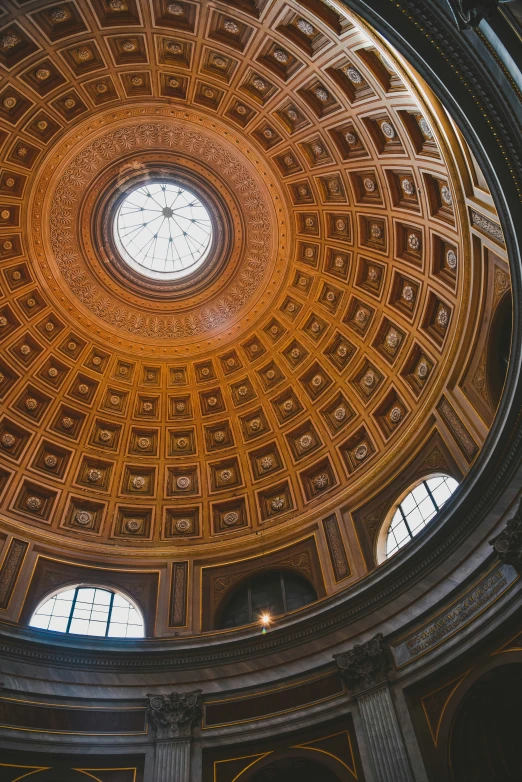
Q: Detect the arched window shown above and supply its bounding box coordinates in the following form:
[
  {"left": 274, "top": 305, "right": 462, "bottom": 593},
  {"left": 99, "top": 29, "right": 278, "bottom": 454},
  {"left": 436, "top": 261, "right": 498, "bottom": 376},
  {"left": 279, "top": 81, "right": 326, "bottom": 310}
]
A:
[
  {"left": 218, "top": 570, "right": 317, "bottom": 629},
  {"left": 379, "top": 475, "right": 459, "bottom": 562},
  {"left": 29, "top": 586, "right": 145, "bottom": 638}
]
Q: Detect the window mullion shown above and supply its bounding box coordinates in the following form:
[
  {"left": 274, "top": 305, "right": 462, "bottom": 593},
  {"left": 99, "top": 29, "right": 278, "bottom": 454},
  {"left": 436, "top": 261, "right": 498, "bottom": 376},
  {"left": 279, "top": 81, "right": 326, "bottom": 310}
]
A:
[
  {"left": 66, "top": 587, "right": 79, "bottom": 634},
  {"left": 424, "top": 480, "right": 440, "bottom": 512},
  {"left": 106, "top": 591, "right": 115, "bottom": 637},
  {"left": 399, "top": 503, "right": 414, "bottom": 540}
]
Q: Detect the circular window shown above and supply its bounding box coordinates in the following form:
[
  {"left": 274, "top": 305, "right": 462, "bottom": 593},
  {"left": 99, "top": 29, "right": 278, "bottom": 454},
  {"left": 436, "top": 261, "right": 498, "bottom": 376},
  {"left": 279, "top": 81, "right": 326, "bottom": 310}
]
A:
[{"left": 113, "top": 181, "right": 213, "bottom": 281}]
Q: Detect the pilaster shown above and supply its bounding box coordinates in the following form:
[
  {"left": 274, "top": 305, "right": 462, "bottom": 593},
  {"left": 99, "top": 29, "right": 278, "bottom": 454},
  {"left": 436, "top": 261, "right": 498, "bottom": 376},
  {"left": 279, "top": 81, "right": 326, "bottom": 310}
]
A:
[
  {"left": 146, "top": 691, "right": 202, "bottom": 782},
  {"left": 334, "top": 634, "right": 415, "bottom": 782}
]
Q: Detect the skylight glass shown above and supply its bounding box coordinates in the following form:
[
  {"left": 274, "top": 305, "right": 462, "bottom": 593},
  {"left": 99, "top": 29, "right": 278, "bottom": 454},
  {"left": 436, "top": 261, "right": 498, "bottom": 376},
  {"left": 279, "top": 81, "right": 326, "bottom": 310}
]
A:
[{"left": 114, "top": 181, "right": 213, "bottom": 281}]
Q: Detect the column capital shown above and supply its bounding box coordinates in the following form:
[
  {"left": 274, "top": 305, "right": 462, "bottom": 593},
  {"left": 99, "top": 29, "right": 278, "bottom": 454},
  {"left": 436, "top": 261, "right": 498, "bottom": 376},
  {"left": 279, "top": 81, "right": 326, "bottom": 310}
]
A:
[
  {"left": 334, "top": 633, "right": 392, "bottom": 695},
  {"left": 447, "top": 0, "right": 510, "bottom": 30},
  {"left": 490, "top": 497, "right": 522, "bottom": 572},
  {"left": 146, "top": 690, "right": 202, "bottom": 740}
]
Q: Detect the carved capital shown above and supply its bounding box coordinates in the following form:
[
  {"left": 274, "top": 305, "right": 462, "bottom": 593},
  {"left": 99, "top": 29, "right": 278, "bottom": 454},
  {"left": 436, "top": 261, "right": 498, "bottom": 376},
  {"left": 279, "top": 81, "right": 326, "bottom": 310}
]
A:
[
  {"left": 490, "top": 498, "right": 522, "bottom": 571},
  {"left": 334, "top": 634, "right": 392, "bottom": 694},
  {"left": 448, "top": 0, "right": 509, "bottom": 29},
  {"left": 146, "top": 690, "right": 202, "bottom": 739}
]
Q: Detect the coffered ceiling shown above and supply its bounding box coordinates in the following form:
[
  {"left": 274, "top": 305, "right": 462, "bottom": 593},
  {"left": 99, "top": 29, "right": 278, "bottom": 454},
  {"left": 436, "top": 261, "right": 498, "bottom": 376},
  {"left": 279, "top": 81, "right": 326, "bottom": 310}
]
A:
[{"left": 0, "top": 0, "right": 504, "bottom": 581}]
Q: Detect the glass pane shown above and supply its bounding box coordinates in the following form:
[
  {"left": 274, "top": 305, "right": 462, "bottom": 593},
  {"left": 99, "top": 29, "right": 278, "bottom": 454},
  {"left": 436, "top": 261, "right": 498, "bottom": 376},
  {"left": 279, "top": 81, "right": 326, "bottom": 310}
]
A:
[
  {"left": 107, "top": 594, "right": 144, "bottom": 638},
  {"left": 87, "top": 621, "right": 107, "bottom": 636},
  {"left": 93, "top": 589, "right": 112, "bottom": 605},
  {"left": 77, "top": 588, "right": 95, "bottom": 603},
  {"left": 394, "top": 519, "right": 410, "bottom": 545},
  {"left": 56, "top": 588, "right": 76, "bottom": 601},
  {"left": 53, "top": 600, "right": 74, "bottom": 618},
  {"left": 34, "top": 602, "right": 55, "bottom": 618},
  {"left": 428, "top": 476, "right": 458, "bottom": 508},
  {"left": 111, "top": 606, "right": 129, "bottom": 623},
  {"left": 30, "top": 614, "right": 51, "bottom": 630},
  {"left": 400, "top": 491, "right": 417, "bottom": 515},
  {"left": 126, "top": 625, "right": 144, "bottom": 639},
  {"left": 386, "top": 476, "right": 459, "bottom": 559},
  {"left": 69, "top": 618, "right": 90, "bottom": 635},
  {"left": 91, "top": 609, "right": 109, "bottom": 623},
  {"left": 108, "top": 623, "right": 127, "bottom": 638},
  {"left": 404, "top": 506, "right": 424, "bottom": 529},
  {"left": 411, "top": 482, "right": 429, "bottom": 504},
  {"left": 417, "top": 496, "right": 437, "bottom": 522},
  {"left": 115, "top": 182, "right": 213, "bottom": 281},
  {"left": 250, "top": 573, "right": 284, "bottom": 619},
  {"left": 29, "top": 587, "right": 144, "bottom": 640},
  {"left": 47, "top": 616, "right": 69, "bottom": 633}
]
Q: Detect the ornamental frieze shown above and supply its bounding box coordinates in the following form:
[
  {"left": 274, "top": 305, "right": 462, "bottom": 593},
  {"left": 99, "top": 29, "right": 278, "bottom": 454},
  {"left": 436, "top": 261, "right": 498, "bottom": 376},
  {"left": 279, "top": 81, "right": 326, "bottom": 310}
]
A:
[{"left": 34, "top": 111, "right": 284, "bottom": 342}]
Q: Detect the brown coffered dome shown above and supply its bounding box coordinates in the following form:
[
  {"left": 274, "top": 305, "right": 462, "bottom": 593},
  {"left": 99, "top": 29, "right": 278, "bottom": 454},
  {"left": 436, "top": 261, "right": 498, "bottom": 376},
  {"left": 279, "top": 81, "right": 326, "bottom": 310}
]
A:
[{"left": 0, "top": 0, "right": 510, "bottom": 635}]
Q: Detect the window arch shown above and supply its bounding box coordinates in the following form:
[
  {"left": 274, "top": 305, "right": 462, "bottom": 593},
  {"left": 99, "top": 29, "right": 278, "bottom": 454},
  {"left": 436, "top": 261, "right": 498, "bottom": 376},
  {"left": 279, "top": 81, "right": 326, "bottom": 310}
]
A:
[
  {"left": 377, "top": 474, "right": 459, "bottom": 563},
  {"left": 29, "top": 585, "right": 145, "bottom": 638},
  {"left": 217, "top": 570, "right": 317, "bottom": 629}
]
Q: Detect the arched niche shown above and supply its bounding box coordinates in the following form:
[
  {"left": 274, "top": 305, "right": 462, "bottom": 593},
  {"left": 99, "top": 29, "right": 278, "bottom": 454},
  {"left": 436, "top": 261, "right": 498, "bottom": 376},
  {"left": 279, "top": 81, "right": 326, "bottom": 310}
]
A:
[
  {"left": 214, "top": 568, "right": 318, "bottom": 630},
  {"left": 486, "top": 290, "right": 513, "bottom": 409},
  {"left": 17, "top": 770, "right": 91, "bottom": 782},
  {"left": 449, "top": 663, "right": 522, "bottom": 782},
  {"left": 241, "top": 751, "right": 346, "bottom": 782}
]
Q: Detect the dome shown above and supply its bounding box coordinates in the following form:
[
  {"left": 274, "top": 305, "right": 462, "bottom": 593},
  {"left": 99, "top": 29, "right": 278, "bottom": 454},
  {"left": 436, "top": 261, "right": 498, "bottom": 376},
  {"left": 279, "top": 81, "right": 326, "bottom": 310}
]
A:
[
  {"left": 0, "top": 0, "right": 520, "bottom": 779},
  {"left": 0, "top": 0, "right": 498, "bottom": 575}
]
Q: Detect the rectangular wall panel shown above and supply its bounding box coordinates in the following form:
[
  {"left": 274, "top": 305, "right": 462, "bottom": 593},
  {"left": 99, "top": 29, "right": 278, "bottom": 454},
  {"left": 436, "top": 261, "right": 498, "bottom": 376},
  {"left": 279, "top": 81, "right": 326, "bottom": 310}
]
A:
[
  {"left": 0, "top": 538, "right": 28, "bottom": 609},
  {"left": 323, "top": 514, "right": 351, "bottom": 581},
  {"left": 169, "top": 561, "right": 188, "bottom": 627}
]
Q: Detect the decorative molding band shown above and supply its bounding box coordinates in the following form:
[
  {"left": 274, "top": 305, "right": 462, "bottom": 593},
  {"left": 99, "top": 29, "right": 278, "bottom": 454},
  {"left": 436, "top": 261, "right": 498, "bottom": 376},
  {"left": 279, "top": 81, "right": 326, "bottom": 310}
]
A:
[
  {"left": 0, "top": 696, "right": 145, "bottom": 734},
  {"left": 0, "top": 539, "right": 28, "bottom": 610},
  {"left": 323, "top": 514, "right": 351, "bottom": 581},
  {"left": 0, "top": 496, "right": 516, "bottom": 672},
  {"left": 437, "top": 396, "right": 479, "bottom": 462},
  {"left": 471, "top": 209, "right": 505, "bottom": 244},
  {"left": 391, "top": 561, "right": 519, "bottom": 667}
]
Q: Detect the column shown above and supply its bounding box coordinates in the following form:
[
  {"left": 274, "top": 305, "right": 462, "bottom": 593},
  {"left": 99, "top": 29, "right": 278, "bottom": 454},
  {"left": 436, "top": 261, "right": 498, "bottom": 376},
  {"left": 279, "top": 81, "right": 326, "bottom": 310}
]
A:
[
  {"left": 154, "top": 738, "right": 191, "bottom": 781},
  {"left": 358, "top": 685, "right": 414, "bottom": 782},
  {"left": 334, "top": 634, "right": 414, "bottom": 782},
  {"left": 146, "top": 690, "right": 202, "bottom": 782}
]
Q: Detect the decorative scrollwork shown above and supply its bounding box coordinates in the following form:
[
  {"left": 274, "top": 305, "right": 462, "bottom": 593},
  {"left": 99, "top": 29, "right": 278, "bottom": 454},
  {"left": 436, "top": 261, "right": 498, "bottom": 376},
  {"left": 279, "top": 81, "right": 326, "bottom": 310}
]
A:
[
  {"left": 42, "top": 115, "right": 278, "bottom": 340},
  {"left": 447, "top": 0, "right": 510, "bottom": 29},
  {"left": 334, "top": 633, "right": 392, "bottom": 694},
  {"left": 490, "top": 497, "right": 522, "bottom": 571},
  {"left": 146, "top": 690, "right": 203, "bottom": 738}
]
